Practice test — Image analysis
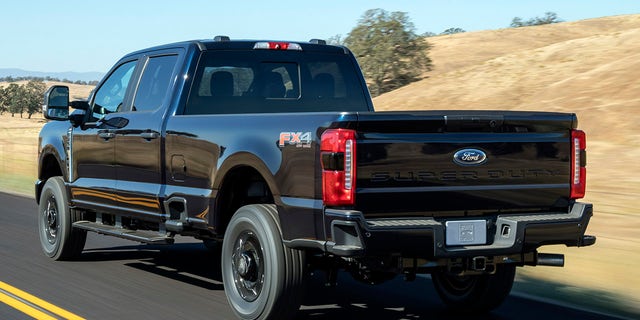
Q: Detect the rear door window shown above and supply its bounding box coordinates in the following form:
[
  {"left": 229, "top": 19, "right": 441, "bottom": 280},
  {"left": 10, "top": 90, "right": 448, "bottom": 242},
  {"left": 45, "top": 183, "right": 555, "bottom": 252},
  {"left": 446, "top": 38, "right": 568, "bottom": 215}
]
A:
[{"left": 132, "top": 55, "right": 179, "bottom": 112}]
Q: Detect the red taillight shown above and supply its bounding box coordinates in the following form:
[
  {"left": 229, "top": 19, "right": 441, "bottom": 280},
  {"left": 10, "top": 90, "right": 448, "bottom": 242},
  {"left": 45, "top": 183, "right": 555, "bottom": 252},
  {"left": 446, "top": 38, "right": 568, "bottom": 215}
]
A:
[
  {"left": 570, "top": 130, "right": 586, "bottom": 199},
  {"left": 321, "top": 129, "right": 356, "bottom": 206}
]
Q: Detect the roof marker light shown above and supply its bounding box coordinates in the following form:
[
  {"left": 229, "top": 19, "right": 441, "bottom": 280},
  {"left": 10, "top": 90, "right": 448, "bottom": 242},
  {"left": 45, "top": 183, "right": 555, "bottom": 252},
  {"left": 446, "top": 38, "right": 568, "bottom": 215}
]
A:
[
  {"left": 253, "top": 42, "right": 303, "bottom": 51},
  {"left": 214, "top": 35, "right": 230, "bottom": 42},
  {"left": 309, "top": 39, "right": 327, "bottom": 45}
]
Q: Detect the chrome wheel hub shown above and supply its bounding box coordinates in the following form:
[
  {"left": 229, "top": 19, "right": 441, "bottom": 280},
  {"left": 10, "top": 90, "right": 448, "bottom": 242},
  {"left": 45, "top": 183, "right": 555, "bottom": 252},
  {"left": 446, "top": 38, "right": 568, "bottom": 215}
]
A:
[
  {"left": 44, "top": 195, "right": 58, "bottom": 244},
  {"left": 231, "top": 231, "right": 264, "bottom": 302}
]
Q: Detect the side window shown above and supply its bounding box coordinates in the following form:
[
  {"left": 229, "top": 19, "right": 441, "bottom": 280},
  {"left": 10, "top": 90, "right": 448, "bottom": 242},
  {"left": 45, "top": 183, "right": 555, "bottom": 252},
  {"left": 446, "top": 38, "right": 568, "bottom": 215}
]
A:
[
  {"left": 132, "top": 55, "right": 178, "bottom": 112},
  {"left": 92, "top": 61, "right": 137, "bottom": 119},
  {"left": 307, "top": 62, "right": 346, "bottom": 99},
  {"left": 259, "top": 63, "right": 299, "bottom": 99},
  {"left": 197, "top": 66, "right": 254, "bottom": 97},
  {"left": 185, "top": 61, "right": 300, "bottom": 115}
]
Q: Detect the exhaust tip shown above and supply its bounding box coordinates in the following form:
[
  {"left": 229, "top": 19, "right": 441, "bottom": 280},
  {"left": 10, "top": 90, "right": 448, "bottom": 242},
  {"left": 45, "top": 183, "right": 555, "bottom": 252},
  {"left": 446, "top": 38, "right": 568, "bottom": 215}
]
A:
[{"left": 537, "top": 253, "right": 565, "bottom": 267}]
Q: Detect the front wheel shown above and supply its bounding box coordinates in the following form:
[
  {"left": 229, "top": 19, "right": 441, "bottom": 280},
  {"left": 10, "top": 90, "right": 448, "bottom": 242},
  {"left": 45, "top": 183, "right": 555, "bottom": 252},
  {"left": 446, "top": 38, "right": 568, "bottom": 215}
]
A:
[
  {"left": 221, "top": 204, "right": 306, "bottom": 320},
  {"left": 38, "top": 176, "right": 87, "bottom": 260},
  {"left": 431, "top": 264, "right": 516, "bottom": 313}
]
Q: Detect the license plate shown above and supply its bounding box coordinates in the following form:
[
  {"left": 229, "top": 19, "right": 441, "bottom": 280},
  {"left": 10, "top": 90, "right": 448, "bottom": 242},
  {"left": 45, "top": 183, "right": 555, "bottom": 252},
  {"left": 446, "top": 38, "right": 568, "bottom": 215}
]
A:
[{"left": 445, "top": 220, "right": 487, "bottom": 246}]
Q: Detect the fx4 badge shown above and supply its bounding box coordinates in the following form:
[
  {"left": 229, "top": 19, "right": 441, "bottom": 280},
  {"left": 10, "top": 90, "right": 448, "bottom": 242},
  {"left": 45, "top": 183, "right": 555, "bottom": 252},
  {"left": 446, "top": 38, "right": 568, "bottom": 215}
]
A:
[
  {"left": 279, "top": 132, "right": 312, "bottom": 148},
  {"left": 453, "top": 148, "right": 488, "bottom": 166}
]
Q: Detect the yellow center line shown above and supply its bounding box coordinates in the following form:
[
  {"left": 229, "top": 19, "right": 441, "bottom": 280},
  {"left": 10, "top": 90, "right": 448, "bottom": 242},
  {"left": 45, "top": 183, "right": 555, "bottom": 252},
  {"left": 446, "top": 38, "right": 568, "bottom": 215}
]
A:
[
  {"left": 0, "top": 291, "right": 57, "bottom": 320},
  {"left": 0, "top": 280, "right": 85, "bottom": 320}
]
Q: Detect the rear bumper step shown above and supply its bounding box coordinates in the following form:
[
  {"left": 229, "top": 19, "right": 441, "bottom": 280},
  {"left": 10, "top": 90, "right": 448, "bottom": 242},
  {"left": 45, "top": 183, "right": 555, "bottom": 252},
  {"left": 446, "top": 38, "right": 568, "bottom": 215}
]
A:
[
  {"left": 73, "top": 221, "right": 174, "bottom": 245},
  {"left": 315, "top": 202, "right": 594, "bottom": 259}
]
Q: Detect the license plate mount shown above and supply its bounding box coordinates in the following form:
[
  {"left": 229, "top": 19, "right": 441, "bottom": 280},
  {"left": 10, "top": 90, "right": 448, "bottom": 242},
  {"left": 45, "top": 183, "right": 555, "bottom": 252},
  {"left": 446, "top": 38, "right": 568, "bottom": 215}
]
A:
[{"left": 445, "top": 220, "right": 487, "bottom": 246}]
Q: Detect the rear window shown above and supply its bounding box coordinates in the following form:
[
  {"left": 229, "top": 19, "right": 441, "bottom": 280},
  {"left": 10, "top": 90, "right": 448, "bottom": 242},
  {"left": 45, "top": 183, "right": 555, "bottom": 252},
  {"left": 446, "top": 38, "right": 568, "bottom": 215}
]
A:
[{"left": 183, "top": 50, "right": 368, "bottom": 114}]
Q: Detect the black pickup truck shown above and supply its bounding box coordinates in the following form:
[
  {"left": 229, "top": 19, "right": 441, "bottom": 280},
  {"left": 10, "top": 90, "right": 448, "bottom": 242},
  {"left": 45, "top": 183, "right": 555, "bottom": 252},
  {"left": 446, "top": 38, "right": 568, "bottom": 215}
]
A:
[{"left": 37, "top": 36, "right": 595, "bottom": 319}]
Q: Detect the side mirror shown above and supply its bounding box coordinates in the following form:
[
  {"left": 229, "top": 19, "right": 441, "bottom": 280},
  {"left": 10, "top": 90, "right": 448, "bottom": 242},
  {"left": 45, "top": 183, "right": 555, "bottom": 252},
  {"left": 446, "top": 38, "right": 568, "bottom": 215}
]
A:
[
  {"left": 43, "top": 86, "right": 69, "bottom": 121},
  {"left": 69, "top": 100, "right": 92, "bottom": 127},
  {"left": 70, "top": 100, "right": 91, "bottom": 111}
]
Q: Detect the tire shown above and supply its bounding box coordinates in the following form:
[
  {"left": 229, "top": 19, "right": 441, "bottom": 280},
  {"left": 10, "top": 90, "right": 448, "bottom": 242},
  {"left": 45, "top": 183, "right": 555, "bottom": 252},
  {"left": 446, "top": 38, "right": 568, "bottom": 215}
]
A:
[
  {"left": 221, "top": 204, "right": 306, "bottom": 320},
  {"left": 38, "top": 177, "right": 87, "bottom": 260},
  {"left": 431, "top": 264, "right": 516, "bottom": 313}
]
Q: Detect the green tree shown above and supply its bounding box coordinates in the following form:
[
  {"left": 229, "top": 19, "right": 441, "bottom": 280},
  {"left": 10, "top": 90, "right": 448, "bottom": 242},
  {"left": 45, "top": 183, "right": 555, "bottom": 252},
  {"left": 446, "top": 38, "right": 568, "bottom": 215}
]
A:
[
  {"left": 511, "top": 12, "right": 562, "bottom": 27},
  {"left": 5, "top": 83, "right": 24, "bottom": 117},
  {"left": 0, "top": 81, "right": 46, "bottom": 118},
  {"left": 440, "top": 27, "right": 466, "bottom": 35},
  {"left": 535, "top": 12, "right": 562, "bottom": 25},
  {"left": 24, "top": 80, "right": 47, "bottom": 119},
  {"left": 327, "top": 34, "right": 344, "bottom": 46},
  {"left": 510, "top": 17, "right": 525, "bottom": 28},
  {"left": 0, "top": 87, "right": 7, "bottom": 114},
  {"left": 344, "top": 8, "right": 432, "bottom": 96}
]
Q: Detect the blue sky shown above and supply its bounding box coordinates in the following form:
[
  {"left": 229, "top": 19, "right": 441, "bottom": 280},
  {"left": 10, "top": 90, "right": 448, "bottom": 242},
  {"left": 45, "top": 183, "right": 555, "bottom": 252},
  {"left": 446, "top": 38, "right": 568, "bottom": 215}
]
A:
[{"left": 1, "top": 0, "right": 639, "bottom": 72}]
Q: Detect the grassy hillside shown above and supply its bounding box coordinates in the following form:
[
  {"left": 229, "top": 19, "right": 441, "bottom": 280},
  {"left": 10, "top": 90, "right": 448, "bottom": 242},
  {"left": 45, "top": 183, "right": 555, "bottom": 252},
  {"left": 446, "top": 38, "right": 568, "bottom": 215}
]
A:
[{"left": 374, "top": 14, "right": 640, "bottom": 316}]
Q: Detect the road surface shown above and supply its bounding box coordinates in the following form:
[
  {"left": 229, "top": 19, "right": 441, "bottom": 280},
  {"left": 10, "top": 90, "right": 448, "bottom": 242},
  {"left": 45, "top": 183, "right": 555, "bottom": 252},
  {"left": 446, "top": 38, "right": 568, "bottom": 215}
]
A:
[{"left": 0, "top": 192, "right": 624, "bottom": 319}]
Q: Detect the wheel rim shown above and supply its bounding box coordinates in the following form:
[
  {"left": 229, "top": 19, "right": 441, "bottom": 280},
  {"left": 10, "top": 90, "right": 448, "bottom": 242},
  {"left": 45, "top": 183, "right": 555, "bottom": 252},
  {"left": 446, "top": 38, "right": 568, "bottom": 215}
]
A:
[
  {"left": 43, "top": 195, "right": 59, "bottom": 245},
  {"left": 231, "top": 230, "right": 264, "bottom": 302}
]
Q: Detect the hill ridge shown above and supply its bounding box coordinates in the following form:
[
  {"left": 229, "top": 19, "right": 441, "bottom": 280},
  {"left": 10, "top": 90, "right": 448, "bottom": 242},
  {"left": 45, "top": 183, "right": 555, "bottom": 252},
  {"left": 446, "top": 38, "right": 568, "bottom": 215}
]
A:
[{"left": 0, "top": 68, "right": 104, "bottom": 82}]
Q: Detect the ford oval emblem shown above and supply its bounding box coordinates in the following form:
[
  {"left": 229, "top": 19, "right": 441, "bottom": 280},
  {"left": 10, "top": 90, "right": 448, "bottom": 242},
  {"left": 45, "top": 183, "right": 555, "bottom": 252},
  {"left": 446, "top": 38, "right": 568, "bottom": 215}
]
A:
[{"left": 453, "top": 149, "right": 488, "bottom": 166}]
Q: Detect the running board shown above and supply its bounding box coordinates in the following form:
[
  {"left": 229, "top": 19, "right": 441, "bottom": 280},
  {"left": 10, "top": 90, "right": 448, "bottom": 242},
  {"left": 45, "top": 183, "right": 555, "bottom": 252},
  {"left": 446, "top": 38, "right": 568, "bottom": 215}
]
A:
[{"left": 73, "top": 221, "right": 174, "bottom": 245}]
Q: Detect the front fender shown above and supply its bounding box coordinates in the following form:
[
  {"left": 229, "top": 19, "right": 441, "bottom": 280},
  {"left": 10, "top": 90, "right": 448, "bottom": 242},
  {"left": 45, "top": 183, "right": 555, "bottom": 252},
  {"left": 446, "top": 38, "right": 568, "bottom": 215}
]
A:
[{"left": 36, "top": 121, "right": 71, "bottom": 203}]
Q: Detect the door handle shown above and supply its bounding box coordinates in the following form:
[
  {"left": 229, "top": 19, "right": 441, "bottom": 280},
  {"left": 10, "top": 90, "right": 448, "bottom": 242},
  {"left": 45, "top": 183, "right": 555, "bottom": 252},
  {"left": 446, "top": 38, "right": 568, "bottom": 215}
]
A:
[
  {"left": 140, "top": 132, "right": 159, "bottom": 140},
  {"left": 98, "top": 131, "right": 116, "bottom": 140}
]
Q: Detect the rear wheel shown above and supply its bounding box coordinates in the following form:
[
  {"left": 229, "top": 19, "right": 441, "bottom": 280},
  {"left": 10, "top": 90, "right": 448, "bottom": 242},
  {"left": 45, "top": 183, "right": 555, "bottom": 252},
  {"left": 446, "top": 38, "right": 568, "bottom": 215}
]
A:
[
  {"left": 431, "top": 264, "right": 516, "bottom": 312},
  {"left": 221, "top": 204, "right": 306, "bottom": 320},
  {"left": 38, "top": 176, "right": 87, "bottom": 260}
]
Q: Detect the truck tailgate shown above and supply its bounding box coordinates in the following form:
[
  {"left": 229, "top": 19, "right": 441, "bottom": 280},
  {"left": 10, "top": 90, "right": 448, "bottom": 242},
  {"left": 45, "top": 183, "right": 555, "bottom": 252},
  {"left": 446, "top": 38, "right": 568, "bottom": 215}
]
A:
[{"left": 354, "top": 111, "right": 577, "bottom": 217}]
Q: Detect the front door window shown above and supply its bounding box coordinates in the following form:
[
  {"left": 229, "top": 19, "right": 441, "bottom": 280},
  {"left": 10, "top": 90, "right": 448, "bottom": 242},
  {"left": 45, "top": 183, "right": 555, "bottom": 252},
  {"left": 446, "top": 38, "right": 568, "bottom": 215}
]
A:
[{"left": 91, "top": 61, "right": 137, "bottom": 119}]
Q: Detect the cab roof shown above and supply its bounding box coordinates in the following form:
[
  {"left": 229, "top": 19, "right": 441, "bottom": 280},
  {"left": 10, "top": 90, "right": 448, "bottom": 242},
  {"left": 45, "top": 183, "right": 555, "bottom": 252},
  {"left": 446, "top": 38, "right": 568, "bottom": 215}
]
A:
[{"left": 127, "top": 36, "right": 349, "bottom": 56}]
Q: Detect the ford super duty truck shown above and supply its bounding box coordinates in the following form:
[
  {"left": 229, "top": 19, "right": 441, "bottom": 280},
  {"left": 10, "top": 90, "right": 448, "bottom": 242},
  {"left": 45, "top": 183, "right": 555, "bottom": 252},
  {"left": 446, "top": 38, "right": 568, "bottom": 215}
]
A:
[{"left": 37, "top": 36, "right": 595, "bottom": 320}]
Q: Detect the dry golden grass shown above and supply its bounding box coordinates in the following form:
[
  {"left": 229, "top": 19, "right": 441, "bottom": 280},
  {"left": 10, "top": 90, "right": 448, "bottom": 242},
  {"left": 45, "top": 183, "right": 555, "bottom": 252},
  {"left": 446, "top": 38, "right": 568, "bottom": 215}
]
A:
[
  {"left": 0, "top": 114, "right": 45, "bottom": 195},
  {"left": 375, "top": 14, "right": 640, "bottom": 312},
  {"left": 0, "top": 81, "right": 94, "bottom": 194}
]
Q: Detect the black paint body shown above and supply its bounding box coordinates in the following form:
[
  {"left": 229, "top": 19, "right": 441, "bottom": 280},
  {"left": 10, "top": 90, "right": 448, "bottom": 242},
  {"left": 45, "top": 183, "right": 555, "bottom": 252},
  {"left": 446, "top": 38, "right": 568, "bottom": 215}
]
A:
[{"left": 36, "top": 39, "right": 593, "bottom": 260}]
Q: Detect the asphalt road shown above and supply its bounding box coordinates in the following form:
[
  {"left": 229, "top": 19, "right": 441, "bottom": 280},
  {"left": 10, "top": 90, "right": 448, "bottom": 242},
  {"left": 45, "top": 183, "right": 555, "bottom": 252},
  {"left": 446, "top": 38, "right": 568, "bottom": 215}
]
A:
[{"left": 0, "top": 192, "right": 624, "bottom": 320}]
